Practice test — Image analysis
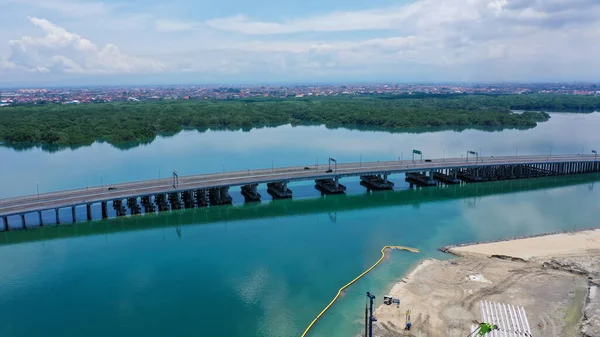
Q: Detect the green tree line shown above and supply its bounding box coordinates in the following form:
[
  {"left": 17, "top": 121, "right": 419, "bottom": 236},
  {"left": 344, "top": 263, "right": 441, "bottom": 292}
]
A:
[{"left": 1, "top": 93, "right": 594, "bottom": 146}]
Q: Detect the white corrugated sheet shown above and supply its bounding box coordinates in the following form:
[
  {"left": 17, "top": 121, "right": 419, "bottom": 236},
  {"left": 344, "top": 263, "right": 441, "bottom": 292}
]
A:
[{"left": 468, "top": 301, "right": 533, "bottom": 337}]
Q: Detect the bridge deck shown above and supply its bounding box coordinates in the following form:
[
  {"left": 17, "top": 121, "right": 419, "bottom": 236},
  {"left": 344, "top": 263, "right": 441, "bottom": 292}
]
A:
[{"left": 0, "top": 154, "right": 597, "bottom": 217}]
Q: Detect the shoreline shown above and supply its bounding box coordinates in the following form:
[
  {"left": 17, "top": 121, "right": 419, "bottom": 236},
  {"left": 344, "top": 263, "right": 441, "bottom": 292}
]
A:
[
  {"left": 383, "top": 259, "right": 436, "bottom": 297},
  {"left": 371, "top": 228, "right": 600, "bottom": 337},
  {"left": 439, "top": 226, "right": 600, "bottom": 253}
]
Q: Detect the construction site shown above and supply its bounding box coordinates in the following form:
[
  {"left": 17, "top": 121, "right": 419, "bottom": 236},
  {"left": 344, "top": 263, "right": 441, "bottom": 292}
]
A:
[{"left": 363, "top": 230, "right": 600, "bottom": 337}]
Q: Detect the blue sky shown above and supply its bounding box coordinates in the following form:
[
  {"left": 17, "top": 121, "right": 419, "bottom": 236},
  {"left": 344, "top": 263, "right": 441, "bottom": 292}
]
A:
[{"left": 1, "top": 0, "right": 600, "bottom": 85}]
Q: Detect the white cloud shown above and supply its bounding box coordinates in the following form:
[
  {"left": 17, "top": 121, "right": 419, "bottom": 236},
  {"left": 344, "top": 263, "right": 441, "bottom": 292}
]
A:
[
  {"left": 204, "top": 0, "right": 600, "bottom": 36},
  {"left": 204, "top": 0, "right": 486, "bottom": 35},
  {"left": 2, "top": 0, "right": 600, "bottom": 82},
  {"left": 4, "top": 17, "right": 164, "bottom": 74}
]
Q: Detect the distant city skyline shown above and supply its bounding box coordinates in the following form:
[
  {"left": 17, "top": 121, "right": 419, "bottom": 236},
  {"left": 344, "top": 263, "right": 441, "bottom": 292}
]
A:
[
  {"left": 1, "top": 0, "right": 600, "bottom": 85},
  {"left": 2, "top": 83, "right": 598, "bottom": 107}
]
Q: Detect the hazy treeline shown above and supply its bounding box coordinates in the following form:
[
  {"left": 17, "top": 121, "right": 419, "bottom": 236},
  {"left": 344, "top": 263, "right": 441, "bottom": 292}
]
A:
[{"left": 1, "top": 93, "right": 595, "bottom": 146}]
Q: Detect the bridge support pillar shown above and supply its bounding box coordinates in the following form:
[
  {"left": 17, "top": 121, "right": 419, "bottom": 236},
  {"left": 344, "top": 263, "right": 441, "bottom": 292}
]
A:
[
  {"left": 433, "top": 170, "right": 461, "bottom": 184},
  {"left": 141, "top": 196, "right": 156, "bottom": 213},
  {"left": 21, "top": 214, "right": 26, "bottom": 229},
  {"left": 168, "top": 193, "right": 183, "bottom": 210},
  {"left": 71, "top": 206, "right": 77, "bottom": 223},
  {"left": 360, "top": 175, "right": 394, "bottom": 191},
  {"left": 101, "top": 202, "right": 108, "bottom": 219},
  {"left": 406, "top": 172, "right": 438, "bottom": 186},
  {"left": 241, "top": 184, "right": 261, "bottom": 202},
  {"left": 2, "top": 216, "right": 7, "bottom": 231},
  {"left": 155, "top": 194, "right": 170, "bottom": 212},
  {"left": 194, "top": 190, "right": 209, "bottom": 207},
  {"left": 267, "top": 182, "right": 293, "bottom": 199},
  {"left": 181, "top": 191, "right": 196, "bottom": 209},
  {"left": 127, "top": 198, "right": 142, "bottom": 214},
  {"left": 55, "top": 208, "right": 60, "bottom": 224},
  {"left": 86, "top": 204, "right": 92, "bottom": 221},
  {"left": 113, "top": 200, "right": 127, "bottom": 217},
  {"left": 39, "top": 211, "right": 43, "bottom": 226},
  {"left": 221, "top": 187, "right": 230, "bottom": 199},
  {"left": 315, "top": 178, "right": 346, "bottom": 195},
  {"left": 208, "top": 187, "right": 233, "bottom": 205}
]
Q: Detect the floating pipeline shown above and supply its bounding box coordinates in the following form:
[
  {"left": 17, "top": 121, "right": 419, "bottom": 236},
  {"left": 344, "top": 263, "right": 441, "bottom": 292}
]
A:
[{"left": 300, "top": 245, "right": 419, "bottom": 337}]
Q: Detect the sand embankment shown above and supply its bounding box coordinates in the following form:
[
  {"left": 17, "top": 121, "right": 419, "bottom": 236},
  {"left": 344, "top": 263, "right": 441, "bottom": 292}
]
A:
[
  {"left": 371, "top": 229, "right": 600, "bottom": 337},
  {"left": 446, "top": 228, "right": 600, "bottom": 261}
]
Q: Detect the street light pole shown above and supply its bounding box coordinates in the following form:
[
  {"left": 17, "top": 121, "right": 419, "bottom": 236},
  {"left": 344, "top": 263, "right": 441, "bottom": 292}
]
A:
[
  {"left": 367, "top": 292, "right": 376, "bottom": 337},
  {"left": 36, "top": 182, "right": 39, "bottom": 200},
  {"left": 593, "top": 150, "right": 597, "bottom": 161},
  {"left": 101, "top": 175, "right": 103, "bottom": 190},
  {"left": 329, "top": 157, "right": 337, "bottom": 173},
  {"left": 467, "top": 150, "right": 478, "bottom": 164}
]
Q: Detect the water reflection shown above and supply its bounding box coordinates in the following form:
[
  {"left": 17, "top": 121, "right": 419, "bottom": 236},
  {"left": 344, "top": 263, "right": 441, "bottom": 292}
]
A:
[
  {"left": 1, "top": 173, "right": 600, "bottom": 337},
  {"left": 1, "top": 113, "right": 599, "bottom": 199},
  {"left": 2, "top": 173, "right": 598, "bottom": 246}
]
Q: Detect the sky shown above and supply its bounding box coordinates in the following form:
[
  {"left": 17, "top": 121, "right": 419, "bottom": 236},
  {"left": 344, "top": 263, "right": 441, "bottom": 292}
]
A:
[{"left": 0, "top": 0, "right": 600, "bottom": 86}]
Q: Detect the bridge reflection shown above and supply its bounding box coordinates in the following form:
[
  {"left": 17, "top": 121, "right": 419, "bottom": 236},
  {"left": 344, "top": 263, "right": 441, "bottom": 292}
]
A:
[{"left": 1, "top": 173, "right": 599, "bottom": 247}]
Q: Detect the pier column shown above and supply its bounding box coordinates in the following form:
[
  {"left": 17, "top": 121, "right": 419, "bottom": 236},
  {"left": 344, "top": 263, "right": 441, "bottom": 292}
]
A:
[
  {"left": 220, "top": 186, "right": 230, "bottom": 199},
  {"left": 21, "top": 214, "right": 26, "bottom": 229},
  {"left": 2, "top": 216, "right": 7, "bottom": 231},
  {"left": 241, "top": 184, "right": 261, "bottom": 203},
  {"left": 86, "top": 204, "right": 92, "bottom": 221},
  {"left": 101, "top": 202, "right": 108, "bottom": 219},
  {"left": 39, "top": 211, "right": 43, "bottom": 226},
  {"left": 55, "top": 208, "right": 60, "bottom": 224},
  {"left": 383, "top": 174, "right": 388, "bottom": 184},
  {"left": 315, "top": 178, "right": 346, "bottom": 194},
  {"left": 72, "top": 206, "right": 76, "bottom": 223}
]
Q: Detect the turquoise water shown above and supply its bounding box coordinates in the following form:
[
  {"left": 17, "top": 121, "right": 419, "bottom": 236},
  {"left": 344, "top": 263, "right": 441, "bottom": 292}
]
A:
[{"left": 1, "top": 113, "right": 600, "bottom": 337}]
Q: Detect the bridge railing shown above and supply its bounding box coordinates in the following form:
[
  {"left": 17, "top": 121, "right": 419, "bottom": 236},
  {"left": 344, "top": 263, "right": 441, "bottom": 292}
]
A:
[{"left": 1, "top": 154, "right": 598, "bottom": 206}]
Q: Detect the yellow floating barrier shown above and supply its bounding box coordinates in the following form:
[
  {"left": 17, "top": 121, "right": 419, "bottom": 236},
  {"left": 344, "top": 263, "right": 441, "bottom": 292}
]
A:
[{"left": 300, "top": 245, "right": 419, "bottom": 337}]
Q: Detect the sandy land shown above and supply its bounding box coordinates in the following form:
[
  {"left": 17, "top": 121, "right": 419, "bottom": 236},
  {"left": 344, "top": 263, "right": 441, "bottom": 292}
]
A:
[
  {"left": 370, "top": 229, "right": 600, "bottom": 337},
  {"left": 449, "top": 229, "right": 600, "bottom": 261}
]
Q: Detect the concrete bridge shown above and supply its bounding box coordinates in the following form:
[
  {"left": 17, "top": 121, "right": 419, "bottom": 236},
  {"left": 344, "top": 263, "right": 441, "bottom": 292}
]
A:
[
  {"left": 2, "top": 173, "right": 598, "bottom": 247},
  {"left": 1, "top": 154, "right": 599, "bottom": 230}
]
